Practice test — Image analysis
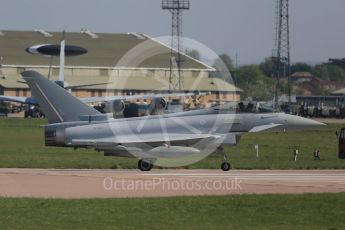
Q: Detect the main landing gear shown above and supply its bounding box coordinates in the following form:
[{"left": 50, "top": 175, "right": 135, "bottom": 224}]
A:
[
  {"left": 221, "top": 153, "right": 231, "bottom": 171},
  {"left": 219, "top": 146, "right": 231, "bottom": 171},
  {"left": 138, "top": 159, "right": 154, "bottom": 171},
  {"left": 137, "top": 151, "right": 232, "bottom": 172}
]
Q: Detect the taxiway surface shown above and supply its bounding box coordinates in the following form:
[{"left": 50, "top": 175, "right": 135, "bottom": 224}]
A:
[{"left": 0, "top": 169, "right": 344, "bottom": 198}]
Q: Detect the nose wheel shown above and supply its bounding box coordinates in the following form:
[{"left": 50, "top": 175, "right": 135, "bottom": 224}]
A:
[{"left": 138, "top": 159, "right": 154, "bottom": 171}]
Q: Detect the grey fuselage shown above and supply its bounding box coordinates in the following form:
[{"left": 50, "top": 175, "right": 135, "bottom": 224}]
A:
[{"left": 44, "top": 111, "right": 322, "bottom": 151}]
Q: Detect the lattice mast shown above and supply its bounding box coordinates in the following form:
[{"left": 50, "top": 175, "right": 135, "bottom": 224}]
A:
[
  {"left": 162, "top": 0, "right": 190, "bottom": 91},
  {"left": 272, "top": 0, "right": 291, "bottom": 108}
]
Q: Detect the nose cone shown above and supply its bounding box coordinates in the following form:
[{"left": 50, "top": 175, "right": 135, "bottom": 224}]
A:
[{"left": 285, "top": 114, "right": 325, "bottom": 130}]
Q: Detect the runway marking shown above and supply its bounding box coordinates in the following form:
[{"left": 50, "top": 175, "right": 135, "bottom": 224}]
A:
[{"left": 137, "top": 173, "right": 345, "bottom": 177}]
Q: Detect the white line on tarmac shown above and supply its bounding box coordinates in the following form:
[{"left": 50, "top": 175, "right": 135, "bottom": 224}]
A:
[{"left": 137, "top": 174, "right": 345, "bottom": 177}]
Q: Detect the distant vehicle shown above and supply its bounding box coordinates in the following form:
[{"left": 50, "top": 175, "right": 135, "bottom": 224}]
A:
[
  {"left": 292, "top": 96, "right": 345, "bottom": 119},
  {"left": 0, "top": 102, "right": 9, "bottom": 117},
  {"left": 0, "top": 109, "right": 8, "bottom": 117},
  {"left": 24, "top": 105, "right": 44, "bottom": 118}
]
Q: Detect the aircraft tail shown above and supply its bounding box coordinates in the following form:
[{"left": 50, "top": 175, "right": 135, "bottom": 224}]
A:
[{"left": 22, "top": 70, "right": 101, "bottom": 124}]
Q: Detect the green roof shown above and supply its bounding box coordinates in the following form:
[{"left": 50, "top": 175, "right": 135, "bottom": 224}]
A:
[{"left": 0, "top": 30, "right": 213, "bottom": 70}]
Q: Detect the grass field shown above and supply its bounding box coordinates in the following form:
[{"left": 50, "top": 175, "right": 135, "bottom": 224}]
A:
[
  {"left": 0, "top": 194, "right": 344, "bottom": 230},
  {"left": 0, "top": 118, "right": 345, "bottom": 169}
]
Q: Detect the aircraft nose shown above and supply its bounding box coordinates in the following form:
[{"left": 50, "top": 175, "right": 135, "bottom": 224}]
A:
[{"left": 285, "top": 114, "right": 325, "bottom": 129}]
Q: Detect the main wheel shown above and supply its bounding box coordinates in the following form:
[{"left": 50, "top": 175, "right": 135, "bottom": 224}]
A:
[
  {"left": 221, "top": 162, "right": 231, "bottom": 171},
  {"left": 138, "top": 159, "right": 153, "bottom": 171}
]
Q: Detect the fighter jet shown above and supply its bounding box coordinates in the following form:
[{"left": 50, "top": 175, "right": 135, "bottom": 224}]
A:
[{"left": 22, "top": 70, "right": 325, "bottom": 171}]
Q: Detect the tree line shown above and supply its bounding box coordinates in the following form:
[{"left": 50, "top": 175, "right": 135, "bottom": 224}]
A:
[{"left": 185, "top": 49, "right": 345, "bottom": 100}]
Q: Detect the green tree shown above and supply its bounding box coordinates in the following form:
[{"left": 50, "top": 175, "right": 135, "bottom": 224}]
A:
[
  {"left": 185, "top": 48, "right": 201, "bottom": 61},
  {"left": 313, "top": 64, "right": 345, "bottom": 81},
  {"left": 212, "top": 54, "right": 235, "bottom": 84},
  {"left": 236, "top": 65, "right": 275, "bottom": 100},
  {"left": 328, "top": 58, "right": 345, "bottom": 70},
  {"left": 290, "top": 62, "right": 313, "bottom": 74},
  {"left": 214, "top": 54, "right": 234, "bottom": 72},
  {"left": 259, "top": 58, "right": 275, "bottom": 78}
]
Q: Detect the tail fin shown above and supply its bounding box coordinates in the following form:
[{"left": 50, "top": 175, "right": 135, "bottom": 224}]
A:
[{"left": 22, "top": 70, "right": 100, "bottom": 124}]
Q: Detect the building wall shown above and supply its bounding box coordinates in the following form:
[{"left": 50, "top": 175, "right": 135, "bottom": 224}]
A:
[
  {"left": 1, "top": 66, "right": 241, "bottom": 107},
  {"left": 4, "top": 89, "right": 31, "bottom": 97},
  {"left": 73, "top": 89, "right": 239, "bottom": 108},
  {"left": 2, "top": 67, "right": 209, "bottom": 81}
]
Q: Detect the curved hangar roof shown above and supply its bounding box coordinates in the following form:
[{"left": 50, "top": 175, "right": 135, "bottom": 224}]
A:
[{"left": 0, "top": 30, "right": 214, "bottom": 71}]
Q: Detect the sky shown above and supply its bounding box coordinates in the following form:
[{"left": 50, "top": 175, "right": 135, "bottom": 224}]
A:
[{"left": 0, "top": 0, "right": 344, "bottom": 65}]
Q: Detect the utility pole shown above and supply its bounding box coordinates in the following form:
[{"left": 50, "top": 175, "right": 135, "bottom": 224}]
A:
[{"left": 0, "top": 57, "right": 3, "bottom": 78}]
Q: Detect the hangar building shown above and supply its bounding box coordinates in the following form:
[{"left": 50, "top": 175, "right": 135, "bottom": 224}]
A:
[{"left": 0, "top": 30, "right": 241, "bottom": 107}]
